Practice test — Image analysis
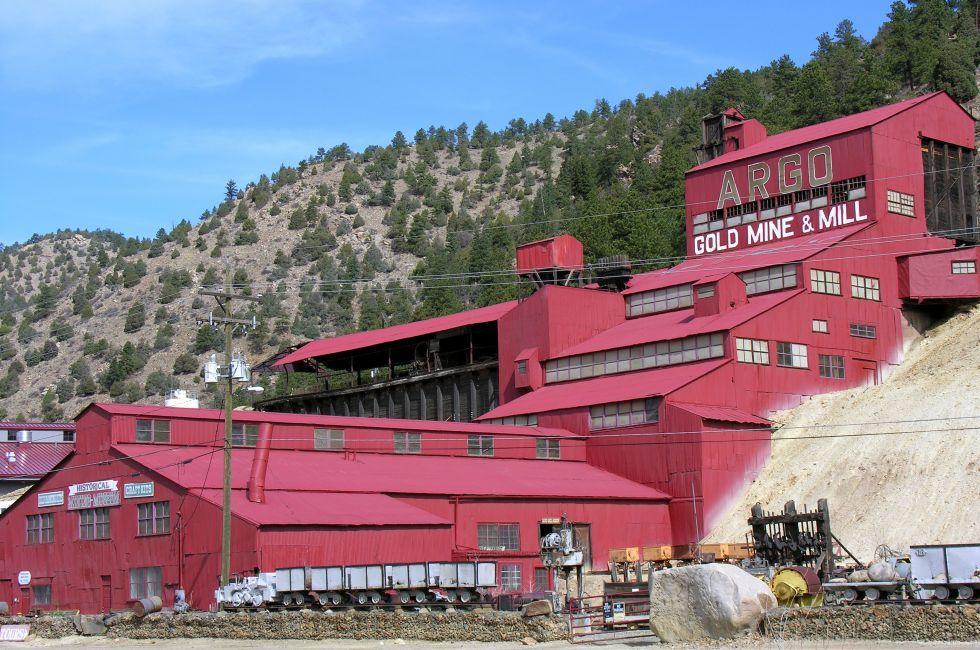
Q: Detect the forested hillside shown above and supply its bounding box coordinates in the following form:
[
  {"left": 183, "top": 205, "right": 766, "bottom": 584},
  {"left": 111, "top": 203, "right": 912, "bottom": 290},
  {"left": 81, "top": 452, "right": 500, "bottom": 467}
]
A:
[{"left": 1, "top": 1, "right": 977, "bottom": 420}]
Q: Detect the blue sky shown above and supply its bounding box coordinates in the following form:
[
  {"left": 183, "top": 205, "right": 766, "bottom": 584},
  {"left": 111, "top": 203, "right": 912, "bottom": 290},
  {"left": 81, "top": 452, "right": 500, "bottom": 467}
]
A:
[{"left": 0, "top": 0, "right": 895, "bottom": 245}]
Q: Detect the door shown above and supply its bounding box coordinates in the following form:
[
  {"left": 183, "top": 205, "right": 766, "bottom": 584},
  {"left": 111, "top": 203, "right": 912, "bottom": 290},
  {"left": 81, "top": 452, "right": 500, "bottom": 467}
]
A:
[
  {"left": 572, "top": 524, "right": 592, "bottom": 570},
  {"left": 19, "top": 587, "right": 29, "bottom": 615},
  {"left": 855, "top": 359, "right": 878, "bottom": 386},
  {"left": 0, "top": 579, "right": 11, "bottom": 608},
  {"left": 101, "top": 575, "right": 112, "bottom": 613}
]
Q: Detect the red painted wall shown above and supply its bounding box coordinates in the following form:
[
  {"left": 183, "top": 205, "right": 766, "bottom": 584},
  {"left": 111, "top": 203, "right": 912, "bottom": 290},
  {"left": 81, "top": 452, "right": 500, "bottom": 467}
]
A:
[{"left": 899, "top": 248, "right": 980, "bottom": 300}]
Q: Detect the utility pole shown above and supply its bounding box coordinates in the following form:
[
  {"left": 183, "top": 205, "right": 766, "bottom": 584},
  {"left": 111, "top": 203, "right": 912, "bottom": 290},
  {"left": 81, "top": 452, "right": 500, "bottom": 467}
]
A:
[{"left": 200, "top": 268, "right": 261, "bottom": 586}]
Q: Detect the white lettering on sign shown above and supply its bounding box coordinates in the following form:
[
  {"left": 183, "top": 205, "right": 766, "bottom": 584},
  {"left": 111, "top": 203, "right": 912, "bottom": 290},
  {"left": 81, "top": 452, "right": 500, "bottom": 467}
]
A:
[
  {"left": 16, "top": 571, "right": 30, "bottom": 586},
  {"left": 68, "top": 480, "right": 117, "bottom": 496},
  {"left": 67, "top": 490, "right": 121, "bottom": 510},
  {"left": 715, "top": 145, "right": 834, "bottom": 209},
  {"left": 124, "top": 482, "right": 154, "bottom": 499},
  {"left": 692, "top": 200, "right": 868, "bottom": 256},
  {"left": 0, "top": 624, "right": 31, "bottom": 641},
  {"left": 36, "top": 491, "right": 64, "bottom": 508}
]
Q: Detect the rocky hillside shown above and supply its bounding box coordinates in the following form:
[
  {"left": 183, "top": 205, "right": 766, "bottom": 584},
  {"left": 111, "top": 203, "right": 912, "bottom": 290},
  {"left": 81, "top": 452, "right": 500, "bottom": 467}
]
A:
[{"left": 1, "top": 2, "right": 977, "bottom": 421}]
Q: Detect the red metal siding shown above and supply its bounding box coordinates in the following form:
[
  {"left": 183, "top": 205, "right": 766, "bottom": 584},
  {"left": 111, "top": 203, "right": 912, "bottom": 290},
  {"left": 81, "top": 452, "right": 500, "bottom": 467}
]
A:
[
  {"left": 900, "top": 248, "right": 980, "bottom": 300},
  {"left": 516, "top": 235, "right": 584, "bottom": 273}
]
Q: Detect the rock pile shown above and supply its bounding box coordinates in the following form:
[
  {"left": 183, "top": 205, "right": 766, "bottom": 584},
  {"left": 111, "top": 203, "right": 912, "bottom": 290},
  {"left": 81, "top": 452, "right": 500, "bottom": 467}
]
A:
[{"left": 764, "top": 604, "right": 980, "bottom": 642}]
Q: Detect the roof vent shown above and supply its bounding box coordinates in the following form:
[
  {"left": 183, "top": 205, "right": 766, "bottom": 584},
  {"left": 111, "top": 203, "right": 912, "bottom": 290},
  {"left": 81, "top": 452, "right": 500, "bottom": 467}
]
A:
[{"left": 592, "top": 255, "right": 633, "bottom": 292}]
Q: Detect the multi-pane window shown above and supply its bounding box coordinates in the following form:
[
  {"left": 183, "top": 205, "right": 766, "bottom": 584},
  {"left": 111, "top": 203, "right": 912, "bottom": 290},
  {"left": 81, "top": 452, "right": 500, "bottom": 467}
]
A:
[
  {"left": 626, "top": 284, "right": 693, "bottom": 317},
  {"left": 810, "top": 269, "right": 841, "bottom": 295},
  {"left": 952, "top": 260, "right": 976, "bottom": 274},
  {"left": 137, "top": 501, "right": 170, "bottom": 536},
  {"left": 79, "top": 508, "right": 110, "bottom": 540},
  {"left": 533, "top": 567, "right": 550, "bottom": 592},
  {"left": 739, "top": 264, "right": 798, "bottom": 295},
  {"left": 886, "top": 190, "right": 915, "bottom": 216},
  {"left": 851, "top": 275, "right": 880, "bottom": 301},
  {"left": 135, "top": 419, "right": 171, "bottom": 443},
  {"left": 478, "top": 523, "right": 519, "bottom": 550},
  {"left": 468, "top": 435, "right": 494, "bottom": 457},
  {"left": 849, "top": 323, "right": 877, "bottom": 339},
  {"left": 231, "top": 423, "right": 258, "bottom": 447},
  {"left": 314, "top": 428, "right": 344, "bottom": 450},
  {"left": 536, "top": 438, "right": 560, "bottom": 459},
  {"left": 812, "top": 319, "right": 829, "bottom": 334},
  {"left": 696, "top": 284, "right": 716, "bottom": 298},
  {"left": 26, "top": 513, "right": 53, "bottom": 544},
  {"left": 589, "top": 398, "right": 660, "bottom": 431},
  {"left": 516, "top": 360, "right": 527, "bottom": 374},
  {"left": 487, "top": 415, "right": 538, "bottom": 426},
  {"left": 32, "top": 584, "right": 52, "bottom": 605},
  {"left": 129, "top": 567, "right": 163, "bottom": 600},
  {"left": 818, "top": 355, "right": 845, "bottom": 379},
  {"left": 735, "top": 338, "right": 769, "bottom": 365},
  {"left": 394, "top": 432, "right": 421, "bottom": 454},
  {"left": 776, "top": 342, "right": 808, "bottom": 369},
  {"left": 544, "top": 333, "right": 725, "bottom": 383},
  {"left": 794, "top": 187, "right": 827, "bottom": 211},
  {"left": 831, "top": 176, "right": 867, "bottom": 204},
  {"left": 500, "top": 564, "right": 522, "bottom": 592}
]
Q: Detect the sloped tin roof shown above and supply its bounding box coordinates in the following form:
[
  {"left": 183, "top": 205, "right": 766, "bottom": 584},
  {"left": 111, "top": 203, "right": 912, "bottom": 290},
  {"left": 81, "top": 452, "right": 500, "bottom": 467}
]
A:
[{"left": 0, "top": 442, "right": 73, "bottom": 479}]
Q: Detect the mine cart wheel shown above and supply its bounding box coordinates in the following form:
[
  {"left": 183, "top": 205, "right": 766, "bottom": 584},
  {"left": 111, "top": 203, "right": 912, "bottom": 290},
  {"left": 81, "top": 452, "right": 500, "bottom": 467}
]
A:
[
  {"left": 841, "top": 588, "right": 858, "bottom": 603},
  {"left": 250, "top": 593, "right": 264, "bottom": 607},
  {"left": 280, "top": 594, "right": 293, "bottom": 606},
  {"left": 411, "top": 590, "right": 426, "bottom": 604},
  {"left": 353, "top": 592, "right": 368, "bottom": 606},
  {"left": 957, "top": 586, "right": 974, "bottom": 601},
  {"left": 444, "top": 590, "right": 457, "bottom": 603},
  {"left": 457, "top": 590, "right": 473, "bottom": 604},
  {"left": 293, "top": 592, "right": 306, "bottom": 607},
  {"left": 391, "top": 591, "right": 411, "bottom": 605},
  {"left": 366, "top": 591, "right": 382, "bottom": 605},
  {"left": 863, "top": 588, "right": 881, "bottom": 601},
  {"left": 933, "top": 586, "right": 951, "bottom": 601}
]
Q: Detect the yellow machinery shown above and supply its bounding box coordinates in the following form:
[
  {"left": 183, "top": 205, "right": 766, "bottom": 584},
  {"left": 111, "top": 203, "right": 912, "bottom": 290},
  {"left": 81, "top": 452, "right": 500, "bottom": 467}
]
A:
[{"left": 769, "top": 566, "right": 824, "bottom": 606}]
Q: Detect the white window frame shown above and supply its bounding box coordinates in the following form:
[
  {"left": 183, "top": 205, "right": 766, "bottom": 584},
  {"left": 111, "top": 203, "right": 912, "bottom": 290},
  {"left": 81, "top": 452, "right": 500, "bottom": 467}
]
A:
[
  {"left": 886, "top": 190, "right": 915, "bottom": 216},
  {"left": 849, "top": 323, "right": 877, "bottom": 339},
  {"left": 951, "top": 260, "right": 976, "bottom": 274},
  {"left": 231, "top": 423, "right": 258, "bottom": 447},
  {"left": 135, "top": 419, "right": 171, "bottom": 443},
  {"left": 776, "top": 342, "right": 808, "bottom": 369},
  {"left": 735, "top": 338, "right": 769, "bottom": 365},
  {"left": 626, "top": 284, "right": 693, "bottom": 317},
  {"left": 314, "top": 428, "right": 344, "bottom": 450},
  {"left": 850, "top": 275, "right": 880, "bottom": 301},
  {"left": 535, "top": 438, "right": 560, "bottom": 459},
  {"left": 818, "top": 354, "right": 845, "bottom": 379},
  {"left": 739, "top": 264, "right": 798, "bottom": 295},
  {"left": 812, "top": 319, "right": 828, "bottom": 334},
  {"left": 589, "top": 398, "right": 660, "bottom": 431},
  {"left": 478, "top": 523, "right": 519, "bottom": 550},
  {"left": 810, "top": 269, "right": 841, "bottom": 295},
  {"left": 467, "top": 435, "right": 494, "bottom": 457},
  {"left": 394, "top": 431, "right": 422, "bottom": 454}
]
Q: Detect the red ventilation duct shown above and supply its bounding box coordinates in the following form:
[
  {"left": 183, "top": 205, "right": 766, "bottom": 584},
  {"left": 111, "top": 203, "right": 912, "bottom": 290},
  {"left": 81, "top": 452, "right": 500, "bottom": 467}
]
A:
[{"left": 247, "top": 422, "right": 274, "bottom": 504}]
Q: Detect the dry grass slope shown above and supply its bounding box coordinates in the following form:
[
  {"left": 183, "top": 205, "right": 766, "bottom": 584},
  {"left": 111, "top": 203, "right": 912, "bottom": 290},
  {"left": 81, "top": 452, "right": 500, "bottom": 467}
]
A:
[{"left": 706, "top": 304, "right": 980, "bottom": 561}]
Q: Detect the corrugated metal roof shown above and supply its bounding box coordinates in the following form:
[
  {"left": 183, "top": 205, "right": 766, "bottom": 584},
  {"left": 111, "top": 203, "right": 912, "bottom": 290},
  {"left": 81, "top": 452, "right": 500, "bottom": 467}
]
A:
[
  {"left": 689, "top": 93, "right": 941, "bottom": 171},
  {"left": 85, "top": 403, "right": 577, "bottom": 438},
  {"left": 555, "top": 289, "right": 800, "bottom": 358},
  {"left": 273, "top": 300, "right": 518, "bottom": 367},
  {"left": 0, "top": 442, "right": 73, "bottom": 478},
  {"left": 624, "top": 224, "right": 869, "bottom": 295},
  {"left": 478, "top": 358, "right": 730, "bottom": 420},
  {"left": 195, "top": 489, "right": 450, "bottom": 527},
  {"left": 113, "top": 444, "right": 670, "bottom": 501},
  {"left": 0, "top": 422, "right": 75, "bottom": 431},
  {"left": 670, "top": 403, "right": 771, "bottom": 426}
]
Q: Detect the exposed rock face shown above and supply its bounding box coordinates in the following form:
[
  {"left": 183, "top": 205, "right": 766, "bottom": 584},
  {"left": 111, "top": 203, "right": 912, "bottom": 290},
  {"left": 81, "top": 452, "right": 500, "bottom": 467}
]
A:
[{"left": 648, "top": 563, "right": 776, "bottom": 642}]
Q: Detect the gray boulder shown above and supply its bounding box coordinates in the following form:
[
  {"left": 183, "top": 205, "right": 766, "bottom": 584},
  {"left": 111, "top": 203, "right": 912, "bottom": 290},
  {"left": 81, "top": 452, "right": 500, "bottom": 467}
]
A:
[{"left": 648, "top": 563, "right": 776, "bottom": 642}]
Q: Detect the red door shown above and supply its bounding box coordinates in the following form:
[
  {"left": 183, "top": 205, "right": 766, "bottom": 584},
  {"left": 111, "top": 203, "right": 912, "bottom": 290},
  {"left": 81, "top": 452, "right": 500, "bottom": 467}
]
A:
[
  {"left": 0, "top": 579, "right": 11, "bottom": 608},
  {"left": 101, "top": 575, "right": 112, "bottom": 613},
  {"left": 856, "top": 359, "right": 878, "bottom": 386},
  {"left": 19, "top": 587, "right": 30, "bottom": 615}
]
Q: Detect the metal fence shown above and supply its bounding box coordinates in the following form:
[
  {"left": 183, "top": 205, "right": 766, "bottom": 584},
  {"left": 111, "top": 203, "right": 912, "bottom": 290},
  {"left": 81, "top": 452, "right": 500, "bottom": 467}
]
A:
[{"left": 567, "top": 593, "right": 653, "bottom": 643}]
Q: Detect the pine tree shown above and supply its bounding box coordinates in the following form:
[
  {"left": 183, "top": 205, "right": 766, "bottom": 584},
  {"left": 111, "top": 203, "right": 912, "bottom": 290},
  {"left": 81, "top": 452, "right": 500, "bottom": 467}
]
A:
[{"left": 225, "top": 179, "right": 239, "bottom": 201}]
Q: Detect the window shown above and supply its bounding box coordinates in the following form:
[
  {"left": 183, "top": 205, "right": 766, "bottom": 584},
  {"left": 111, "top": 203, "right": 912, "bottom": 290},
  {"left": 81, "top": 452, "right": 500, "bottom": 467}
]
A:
[
  {"left": 468, "top": 435, "right": 494, "bottom": 457},
  {"left": 137, "top": 501, "right": 170, "bottom": 536},
  {"left": 851, "top": 275, "right": 880, "bottom": 301},
  {"left": 487, "top": 415, "right": 538, "bottom": 426},
  {"left": 776, "top": 342, "right": 808, "bottom": 369},
  {"left": 516, "top": 360, "right": 527, "bottom": 374},
  {"left": 544, "top": 333, "right": 725, "bottom": 383},
  {"left": 739, "top": 264, "right": 798, "bottom": 295},
  {"left": 812, "top": 319, "right": 828, "bottom": 334},
  {"left": 79, "top": 508, "right": 110, "bottom": 540},
  {"left": 26, "top": 513, "right": 53, "bottom": 544},
  {"left": 135, "top": 419, "right": 170, "bottom": 443},
  {"left": 886, "top": 190, "right": 915, "bottom": 216},
  {"left": 536, "top": 438, "right": 560, "bottom": 460},
  {"left": 314, "top": 428, "right": 344, "bottom": 450},
  {"left": 500, "top": 564, "right": 522, "bottom": 592},
  {"left": 921, "top": 138, "right": 978, "bottom": 242},
  {"left": 32, "top": 585, "right": 51, "bottom": 605},
  {"left": 231, "top": 423, "right": 258, "bottom": 447},
  {"left": 735, "top": 338, "right": 769, "bottom": 365},
  {"left": 394, "top": 431, "right": 421, "bottom": 454},
  {"left": 794, "top": 186, "right": 827, "bottom": 210},
  {"left": 849, "top": 323, "right": 877, "bottom": 339},
  {"left": 129, "top": 567, "right": 163, "bottom": 600},
  {"left": 478, "top": 523, "right": 519, "bottom": 550},
  {"left": 533, "top": 567, "right": 550, "bottom": 592},
  {"left": 831, "top": 176, "right": 866, "bottom": 203},
  {"left": 626, "top": 284, "right": 693, "bottom": 317},
  {"left": 589, "top": 398, "right": 660, "bottom": 431},
  {"left": 810, "top": 269, "right": 841, "bottom": 295},
  {"left": 707, "top": 208, "right": 723, "bottom": 222},
  {"left": 818, "top": 355, "right": 845, "bottom": 379},
  {"left": 696, "top": 284, "right": 715, "bottom": 298},
  {"left": 952, "top": 260, "right": 976, "bottom": 274}
]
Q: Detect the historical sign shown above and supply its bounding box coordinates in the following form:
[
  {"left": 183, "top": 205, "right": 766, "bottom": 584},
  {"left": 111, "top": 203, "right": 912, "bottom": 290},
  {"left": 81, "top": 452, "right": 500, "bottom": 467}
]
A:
[
  {"left": 124, "top": 482, "right": 154, "bottom": 499},
  {"left": 67, "top": 490, "right": 120, "bottom": 510},
  {"left": 36, "top": 491, "right": 64, "bottom": 508},
  {"left": 68, "top": 479, "right": 118, "bottom": 496}
]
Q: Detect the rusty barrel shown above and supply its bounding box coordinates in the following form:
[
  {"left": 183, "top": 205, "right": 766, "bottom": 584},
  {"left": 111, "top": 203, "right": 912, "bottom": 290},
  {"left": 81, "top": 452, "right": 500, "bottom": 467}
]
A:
[{"left": 132, "top": 596, "right": 163, "bottom": 617}]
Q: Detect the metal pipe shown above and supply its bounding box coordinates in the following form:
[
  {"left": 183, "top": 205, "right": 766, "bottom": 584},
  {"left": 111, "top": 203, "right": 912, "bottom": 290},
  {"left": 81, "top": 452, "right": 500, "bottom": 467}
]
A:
[{"left": 247, "top": 422, "right": 274, "bottom": 504}]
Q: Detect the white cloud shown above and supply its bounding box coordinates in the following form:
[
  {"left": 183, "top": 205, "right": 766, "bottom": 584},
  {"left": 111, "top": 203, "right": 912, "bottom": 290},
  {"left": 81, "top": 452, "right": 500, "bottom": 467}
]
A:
[{"left": 0, "top": 0, "right": 373, "bottom": 88}]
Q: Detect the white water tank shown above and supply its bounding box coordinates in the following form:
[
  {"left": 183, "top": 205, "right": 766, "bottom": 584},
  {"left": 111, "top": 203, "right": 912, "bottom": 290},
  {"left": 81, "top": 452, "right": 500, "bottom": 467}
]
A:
[{"left": 164, "top": 389, "right": 200, "bottom": 409}]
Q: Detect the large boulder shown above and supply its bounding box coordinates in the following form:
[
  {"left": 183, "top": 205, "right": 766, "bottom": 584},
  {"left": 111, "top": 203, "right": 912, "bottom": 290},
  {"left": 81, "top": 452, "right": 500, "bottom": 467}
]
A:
[{"left": 648, "top": 563, "right": 776, "bottom": 642}]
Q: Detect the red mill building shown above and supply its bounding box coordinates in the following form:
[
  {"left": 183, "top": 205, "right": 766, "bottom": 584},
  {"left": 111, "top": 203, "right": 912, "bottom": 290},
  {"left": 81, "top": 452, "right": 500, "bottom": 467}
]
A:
[{"left": 1, "top": 92, "right": 976, "bottom": 613}]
